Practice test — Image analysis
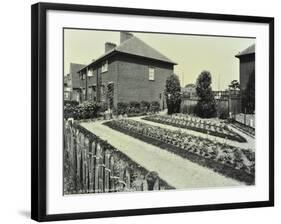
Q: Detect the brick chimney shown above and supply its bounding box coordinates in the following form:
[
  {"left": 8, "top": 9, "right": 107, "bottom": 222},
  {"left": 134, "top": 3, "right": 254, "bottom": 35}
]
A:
[
  {"left": 120, "top": 32, "right": 133, "bottom": 43},
  {"left": 105, "top": 42, "right": 116, "bottom": 53}
]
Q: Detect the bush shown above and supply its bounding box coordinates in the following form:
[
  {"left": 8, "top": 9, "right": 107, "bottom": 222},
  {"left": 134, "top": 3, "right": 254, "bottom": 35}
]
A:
[
  {"left": 195, "top": 71, "right": 217, "bottom": 118},
  {"left": 64, "top": 101, "right": 100, "bottom": 120},
  {"left": 64, "top": 100, "right": 79, "bottom": 107},
  {"left": 140, "top": 101, "right": 150, "bottom": 112},
  {"left": 117, "top": 102, "right": 129, "bottom": 115},
  {"left": 150, "top": 101, "right": 160, "bottom": 113},
  {"left": 129, "top": 101, "right": 141, "bottom": 113}
]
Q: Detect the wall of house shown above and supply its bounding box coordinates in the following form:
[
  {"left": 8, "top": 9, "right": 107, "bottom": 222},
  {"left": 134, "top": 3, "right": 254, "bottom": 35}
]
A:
[
  {"left": 116, "top": 55, "right": 174, "bottom": 108},
  {"left": 239, "top": 54, "right": 255, "bottom": 90},
  {"left": 80, "top": 57, "right": 118, "bottom": 106}
]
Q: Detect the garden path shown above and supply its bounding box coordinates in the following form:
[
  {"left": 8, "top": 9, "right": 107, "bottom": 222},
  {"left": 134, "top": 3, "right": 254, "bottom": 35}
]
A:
[
  {"left": 81, "top": 121, "right": 243, "bottom": 189},
  {"left": 130, "top": 116, "right": 255, "bottom": 151}
]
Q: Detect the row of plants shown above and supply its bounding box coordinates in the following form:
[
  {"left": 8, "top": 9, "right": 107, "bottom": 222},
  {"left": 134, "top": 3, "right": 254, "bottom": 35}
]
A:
[
  {"left": 64, "top": 100, "right": 161, "bottom": 120},
  {"left": 142, "top": 114, "right": 246, "bottom": 143},
  {"left": 117, "top": 101, "right": 160, "bottom": 115},
  {"left": 103, "top": 119, "right": 255, "bottom": 184}
]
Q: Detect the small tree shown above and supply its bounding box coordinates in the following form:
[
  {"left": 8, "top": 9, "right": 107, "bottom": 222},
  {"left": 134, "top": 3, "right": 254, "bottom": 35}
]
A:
[
  {"left": 242, "top": 70, "right": 255, "bottom": 114},
  {"left": 165, "top": 74, "right": 181, "bottom": 114},
  {"left": 194, "top": 71, "right": 217, "bottom": 118},
  {"left": 107, "top": 83, "right": 114, "bottom": 111},
  {"left": 229, "top": 80, "right": 240, "bottom": 91}
]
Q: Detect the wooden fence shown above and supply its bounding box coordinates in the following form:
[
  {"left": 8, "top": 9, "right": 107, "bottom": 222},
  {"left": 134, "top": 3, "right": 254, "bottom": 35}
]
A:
[{"left": 63, "top": 120, "right": 173, "bottom": 195}]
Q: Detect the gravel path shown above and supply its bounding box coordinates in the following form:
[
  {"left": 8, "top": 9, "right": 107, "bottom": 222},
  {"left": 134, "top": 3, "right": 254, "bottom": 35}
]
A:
[
  {"left": 131, "top": 116, "right": 255, "bottom": 150},
  {"left": 81, "top": 121, "right": 243, "bottom": 190}
]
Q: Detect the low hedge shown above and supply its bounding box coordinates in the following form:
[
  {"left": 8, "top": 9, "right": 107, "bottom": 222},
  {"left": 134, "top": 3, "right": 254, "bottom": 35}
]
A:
[
  {"left": 64, "top": 100, "right": 79, "bottom": 107},
  {"left": 64, "top": 101, "right": 100, "bottom": 120},
  {"left": 116, "top": 101, "right": 160, "bottom": 115},
  {"left": 103, "top": 121, "right": 255, "bottom": 185}
]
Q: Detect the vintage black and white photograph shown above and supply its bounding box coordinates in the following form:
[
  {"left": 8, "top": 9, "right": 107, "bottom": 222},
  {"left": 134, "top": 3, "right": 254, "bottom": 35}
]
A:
[{"left": 63, "top": 29, "right": 256, "bottom": 195}]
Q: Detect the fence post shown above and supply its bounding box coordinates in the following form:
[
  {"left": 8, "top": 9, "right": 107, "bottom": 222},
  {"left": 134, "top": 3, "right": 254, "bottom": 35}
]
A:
[
  {"left": 75, "top": 131, "right": 81, "bottom": 192},
  {"left": 84, "top": 137, "right": 89, "bottom": 192},
  {"left": 104, "top": 151, "right": 111, "bottom": 193},
  {"left": 124, "top": 168, "right": 131, "bottom": 191},
  {"left": 95, "top": 142, "right": 104, "bottom": 193},
  {"left": 145, "top": 171, "right": 160, "bottom": 191},
  {"left": 118, "top": 161, "right": 125, "bottom": 192},
  {"left": 89, "top": 141, "right": 96, "bottom": 193},
  {"left": 109, "top": 156, "right": 116, "bottom": 192}
]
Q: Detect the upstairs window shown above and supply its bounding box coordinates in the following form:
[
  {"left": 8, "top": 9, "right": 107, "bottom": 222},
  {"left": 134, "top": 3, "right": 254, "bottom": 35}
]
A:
[
  {"left": 80, "top": 73, "right": 86, "bottom": 80},
  {"left": 101, "top": 60, "right": 108, "bottom": 73},
  {"left": 149, "top": 67, "right": 155, "bottom": 81},
  {"left": 87, "top": 69, "right": 93, "bottom": 77}
]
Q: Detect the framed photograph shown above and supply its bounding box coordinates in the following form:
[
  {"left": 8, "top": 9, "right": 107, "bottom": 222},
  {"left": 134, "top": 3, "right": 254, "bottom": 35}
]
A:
[{"left": 31, "top": 2, "right": 274, "bottom": 222}]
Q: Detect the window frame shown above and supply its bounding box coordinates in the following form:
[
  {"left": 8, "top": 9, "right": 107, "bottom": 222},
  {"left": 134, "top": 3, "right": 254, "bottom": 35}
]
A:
[{"left": 148, "top": 67, "right": 155, "bottom": 81}]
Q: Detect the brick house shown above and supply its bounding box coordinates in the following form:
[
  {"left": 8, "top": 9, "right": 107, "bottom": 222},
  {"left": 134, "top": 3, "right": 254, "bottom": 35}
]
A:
[
  {"left": 76, "top": 32, "right": 177, "bottom": 109},
  {"left": 64, "top": 63, "right": 86, "bottom": 103},
  {"left": 235, "top": 44, "right": 255, "bottom": 90}
]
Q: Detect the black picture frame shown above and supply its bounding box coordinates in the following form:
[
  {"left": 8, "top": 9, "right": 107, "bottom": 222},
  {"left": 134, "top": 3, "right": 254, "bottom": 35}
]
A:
[{"left": 31, "top": 2, "right": 274, "bottom": 222}]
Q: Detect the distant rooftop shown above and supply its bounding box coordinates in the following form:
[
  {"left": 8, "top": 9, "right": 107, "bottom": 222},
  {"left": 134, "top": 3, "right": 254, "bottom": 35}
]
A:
[{"left": 235, "top": 44, "right": 255, "bottom": 58}]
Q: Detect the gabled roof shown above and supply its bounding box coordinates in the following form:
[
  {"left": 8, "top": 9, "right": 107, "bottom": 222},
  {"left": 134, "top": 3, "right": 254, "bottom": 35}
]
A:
[
  {"left": 235, "top": 44, "right": 255, "bottom": 58},
  {"left": 116, "top": 36, "right": 176, "bottom": 64},
  {"left": 69, "top": 63, "right": 86, "bottom": 89},
  {"left": 79, "top": 35, "right": 177, "bottom": 72}
]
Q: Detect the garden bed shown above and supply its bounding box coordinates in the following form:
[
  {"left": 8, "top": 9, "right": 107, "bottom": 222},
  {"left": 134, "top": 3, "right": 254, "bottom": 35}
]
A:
[
  {"left": 103, "top": 119, "right": 255, "bottom": 185},
  {"left": 143, "top": 115, "right": 247, "bottom": 143}
]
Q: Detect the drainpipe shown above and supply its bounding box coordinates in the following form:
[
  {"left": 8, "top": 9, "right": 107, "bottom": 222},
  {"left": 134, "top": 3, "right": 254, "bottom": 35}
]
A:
[{"left": 85, "top": 68, "right": 88, "bottom": 101}]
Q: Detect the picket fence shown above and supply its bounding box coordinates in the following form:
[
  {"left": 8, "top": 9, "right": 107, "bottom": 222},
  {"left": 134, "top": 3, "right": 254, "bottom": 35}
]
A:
[{"left": 63, "top": 120, "right": 172, "bottom": 194}]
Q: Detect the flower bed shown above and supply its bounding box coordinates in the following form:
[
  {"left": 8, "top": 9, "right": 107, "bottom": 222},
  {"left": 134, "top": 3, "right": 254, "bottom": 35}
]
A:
[
  {"left": 142, "top": 114, "right": 247, "bottom": 143},
  {"left": 103, "top": 119, "right": 255, "bottom": 184}
]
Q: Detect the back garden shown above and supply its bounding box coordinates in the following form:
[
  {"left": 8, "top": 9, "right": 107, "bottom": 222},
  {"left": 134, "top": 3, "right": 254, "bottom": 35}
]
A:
[{"left": 63, "top": 72, "right": 255, "bottom": 193}]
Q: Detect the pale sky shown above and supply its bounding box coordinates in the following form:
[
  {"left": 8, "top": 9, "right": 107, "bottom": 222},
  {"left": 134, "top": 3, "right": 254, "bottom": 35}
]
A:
[{"left": 64, "top": 29, "right": 255, "bottom": 91}]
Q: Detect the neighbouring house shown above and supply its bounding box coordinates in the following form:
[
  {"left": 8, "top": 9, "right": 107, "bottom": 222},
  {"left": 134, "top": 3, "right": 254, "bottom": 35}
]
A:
[
  {"left": 64, "top": 74, "right": 72, "bottom": 100},
  {"left": 64, "top": 63, "right": 86, "bottom": 103},
  {"left": 75, "top": 31, "right": 177, "bottom": 109},
  {"left": 235, "top": 44, "right": 255, "bottom": 90}
]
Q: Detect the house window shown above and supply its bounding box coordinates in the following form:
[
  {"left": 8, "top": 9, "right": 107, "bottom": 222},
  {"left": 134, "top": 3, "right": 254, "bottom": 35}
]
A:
[
  {"left": 80, "top": 73, "right": 86, "bottom": 80},
  {"left": 149, "top": 67, "right": 155, "bottom": 81},
  {"left": 87, "top": 69, "right": 93, "bottom": 77},
  {"left": 101, "top": 60, "right": 108, "bottom": 73}
]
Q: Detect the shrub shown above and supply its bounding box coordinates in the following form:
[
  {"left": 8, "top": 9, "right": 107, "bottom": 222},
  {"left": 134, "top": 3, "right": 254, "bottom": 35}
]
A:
[
  {"left": 129, "top": 101, "right": 141, "bottom": 113},
  {"left": 64, "top": 101, "right": 100, "bottom": 120},
  {"left": 64, "top": 100, "right": 79, "bottom": 107},
  {"left": 150, "top": 101, "right": 160, "bottom": 113},
  {"left": 195, "top": 71, "right": 217, "bottom": 118},
  {"left": 140, "top": 101, "right": 150, "bottom": 112},
  {"left": 117, "top": 102, "right": 129, "bottom": 115}
]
